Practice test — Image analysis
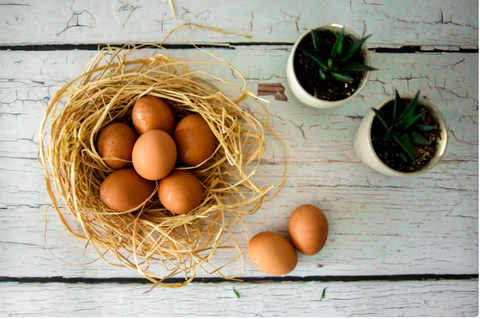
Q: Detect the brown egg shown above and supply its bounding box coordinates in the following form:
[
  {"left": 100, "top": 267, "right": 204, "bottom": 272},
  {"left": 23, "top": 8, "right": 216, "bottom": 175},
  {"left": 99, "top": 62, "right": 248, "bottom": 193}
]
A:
[
  {"left": 132, "top": 129, "right": 177, "bottom": 180},
  {"left": 288, "top": 204, "right": 329, "bottom": 256},
  {"left": 158, "top": 170, "right": 203, "bottom": 215},
  {"left": 96, "top": 123, "right": 138, "bottom": 169},
  {"left": 173, "top": 113, "right": 217, "bottom": 167},
  {"left": 100, "top": 168, "right": 155, "bottom": 212},
  {"left": 132, "top": 96, "right": 176, "bottom": 135},
  {"left": 248, "top": 232, "right": 298, "bottom": 276}
]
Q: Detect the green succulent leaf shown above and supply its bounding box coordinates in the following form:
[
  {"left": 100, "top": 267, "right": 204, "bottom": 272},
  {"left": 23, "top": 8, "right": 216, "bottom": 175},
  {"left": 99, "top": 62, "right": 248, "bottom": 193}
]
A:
[
  {"left": 398, "top": 148, "right": 410, "bottom": 162},
  {"left": 328, "top": 58, "right": 334, "bottom": 69},
  {"left": 340, "top": 34, "right": 372, "bottom": 63},
  {"left": 394, "top": 134, "right": 415, "bottom": 161},
  {"left": 403, "top": 111, "right": 425, "bottom": 131},
  {"left": 298, "top": 47, "right": 329, "bottom": 69},
  {"left": 301, "top": 28, "right": 376, "bottom": 84},
  {"left": 336, "top": 61, "right": 378, "bottom": 72},
  {"left": 331, "top": 27, "right": 344, "bottom": 59},
  {"left": 373, "top": 89, "right": 433, "bottom": 162},
  {"left": 399, "top": 90, "right": 420, "bottom": 122},
  {"left": 329, "top": 71, "right": 353, "bottom": 82},
  {"left": 318, "top": 67, "right": 327, "bottom": 80},
  {"left": 385, "top": 125, "right": 400, "bottom": 141},
  {"left": 311, "top": 29, "right": 327, "bottom": 52},
  {"left": 406, "top": 90, "right": 421, "bottom": 119},
  {"left": 305, "top": 55, "right": 319, "bottom": 70},
  {"left": 414, "top": 123, "right": 436, "bottom": 132},
  {"left": 410, "top": 130, "right": 430, "bottom": 145},
  {"left": 393, "top": 90, "right": 401, "bottom": 122},
  {"left": 372, "top": 108, "right": 391, "bottom": 129}
]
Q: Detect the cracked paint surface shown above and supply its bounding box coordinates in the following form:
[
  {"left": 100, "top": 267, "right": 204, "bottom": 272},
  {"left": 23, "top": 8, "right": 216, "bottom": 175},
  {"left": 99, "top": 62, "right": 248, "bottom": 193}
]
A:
[
  {"left": 0, "top": 1, "right": 477, "bottom": 46},
  {"left": 0, "top": 5, "right": 477, "bottom": 310}
]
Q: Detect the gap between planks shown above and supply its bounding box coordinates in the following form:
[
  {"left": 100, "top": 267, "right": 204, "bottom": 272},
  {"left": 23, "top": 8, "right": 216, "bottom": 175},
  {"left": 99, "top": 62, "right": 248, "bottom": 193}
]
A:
[
  {"left": 0, "top": 43, "right": 477, "bottom": 53},
  {"left": 0, "top": 274, "right": 477, "bottom": 285}
]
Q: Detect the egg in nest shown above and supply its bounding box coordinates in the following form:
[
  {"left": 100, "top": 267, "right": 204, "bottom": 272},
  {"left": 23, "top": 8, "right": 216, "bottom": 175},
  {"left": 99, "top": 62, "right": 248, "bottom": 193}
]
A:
[
  {"left": 173, "top": 113, "right": 217, "bottom": 167},
  {"left": 100, "top": 168, "right": 155, "bottom": 212},
  {"left": 132, "top": 96, "right": 176, "bottom": 135},
  {"left": 96, "top": 123, "right": 138, "bottom": 169},
  {"left": 158, "top": 170, "right": 203, "bottom": 215},
  {"left": 132, "top": 129, "right": 177, "bottom": 180}
]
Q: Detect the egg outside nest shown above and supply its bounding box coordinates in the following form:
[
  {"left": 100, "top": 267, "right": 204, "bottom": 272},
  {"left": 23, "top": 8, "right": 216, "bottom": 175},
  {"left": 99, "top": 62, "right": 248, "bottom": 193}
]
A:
[
  {"left": 248, "top": 231, "right": 298, "bottom": 276},
  {"left": 247, "top": 204, "right": 329, "bottom": 276},
  {"left": 288, "top": 204, "right": 329, "bottom": 256}
]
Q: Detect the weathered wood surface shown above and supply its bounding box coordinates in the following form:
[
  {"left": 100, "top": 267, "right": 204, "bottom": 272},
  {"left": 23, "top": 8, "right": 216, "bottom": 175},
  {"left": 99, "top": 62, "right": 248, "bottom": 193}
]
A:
[
  {"left": 0, "top": 49, "right": 477, "bottom": 162},
  {"left": 0, "top": 0, "right": 478, "bottom": 316},
  {"left": 1, "top": 280, "right": 478, "bottom": 316},
  {"left": 0, "top": 0, "right": 478, "bottom": 48},
  {"left": 0, "top": 49, "right": 477, "bottom": 279}
]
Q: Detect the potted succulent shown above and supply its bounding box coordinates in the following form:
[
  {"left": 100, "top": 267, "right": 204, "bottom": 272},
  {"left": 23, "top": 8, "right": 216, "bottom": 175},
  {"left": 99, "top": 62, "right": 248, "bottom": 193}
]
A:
[
  {"left": 286, "top": 23, "right": 377, "bottom": 109},
  {"left": 353, "top": 90, "right": 448, "bottom": 176}
]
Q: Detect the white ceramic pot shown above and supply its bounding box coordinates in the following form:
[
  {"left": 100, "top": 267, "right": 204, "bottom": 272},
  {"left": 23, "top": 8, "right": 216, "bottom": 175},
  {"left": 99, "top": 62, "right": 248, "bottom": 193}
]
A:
[
  {"left": 286, "top": 23, "right": 372, "bottom": 109},
  {"left": 353, "top": 95, "right": 448, "bottom": 176}
]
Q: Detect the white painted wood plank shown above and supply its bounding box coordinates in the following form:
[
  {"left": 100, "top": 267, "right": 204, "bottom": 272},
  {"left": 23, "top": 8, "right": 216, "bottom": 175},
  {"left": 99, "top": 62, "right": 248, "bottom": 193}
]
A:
[
  {"left": 0, "top": 0, "right": 477, "bottom": 48},
  {"left": 0, "top": 48, "right": 477, "bottom": 278},
  {"left": 0, "top": 49, "right": 477, "bottom": 162},
  {"left": 0, "top": 280, "right": 478, "bottom": 316},
  {"left": 2, "top": 182, "right": 478, "bottom": 278},
  {"left": 0, "top": 157, "right": 477, "bottom": 207},
  {"left": 0, "top": 174, "right": 477, "bottom": 278}
]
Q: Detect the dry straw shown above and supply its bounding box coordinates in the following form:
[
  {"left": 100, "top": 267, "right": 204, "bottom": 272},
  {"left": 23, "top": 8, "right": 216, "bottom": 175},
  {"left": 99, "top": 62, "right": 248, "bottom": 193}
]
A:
[{"left": 38, "top": 43, "right": 290, "bottom": 289}]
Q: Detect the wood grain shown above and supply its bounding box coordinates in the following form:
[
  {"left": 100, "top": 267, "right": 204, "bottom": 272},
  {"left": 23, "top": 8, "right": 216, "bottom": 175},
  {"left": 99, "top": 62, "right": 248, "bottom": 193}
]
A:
[
  {"left": 257, "top": 83, "right": 287, "bottom": 101},
  {"left": 0, "top": 280, "right": 477, "bottom": 316},
  {"left": 0, "top": 1, "right": 477, "bottom": 313},
  {"left": 0, "top": 1, "right": 477, "bottom": 48},
  {"left": 0, "top": 49, "right": 477, "bottom": 279},
  {"left": 0, "top": 49, "right": 477, "bottom": 162}
]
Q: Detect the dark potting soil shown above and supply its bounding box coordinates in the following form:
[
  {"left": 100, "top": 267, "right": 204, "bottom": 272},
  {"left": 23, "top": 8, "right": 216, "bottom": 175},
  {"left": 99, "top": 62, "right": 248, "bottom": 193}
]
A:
[
  {"left": 293, "top": 30, "right": 365, "bottom": 101},
  {"left": 371, "top": 100, "right": 442, "bottom": 173}
]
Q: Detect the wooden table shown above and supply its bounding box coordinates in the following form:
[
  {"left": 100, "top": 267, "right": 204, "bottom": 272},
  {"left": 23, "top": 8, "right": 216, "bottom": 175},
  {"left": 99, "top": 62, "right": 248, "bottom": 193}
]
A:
[{"left": 1, "top": 0, "right": 478, "bottom": 316}]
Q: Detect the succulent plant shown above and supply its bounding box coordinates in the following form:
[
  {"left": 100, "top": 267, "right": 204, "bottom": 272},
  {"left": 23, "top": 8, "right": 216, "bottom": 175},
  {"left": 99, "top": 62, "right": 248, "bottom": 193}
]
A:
[
  {"left": 372, "top": 90, "right": 436, "bottom": 162},
  {"left": 298, "top": 27, "right": 377, "bottom": 82}
]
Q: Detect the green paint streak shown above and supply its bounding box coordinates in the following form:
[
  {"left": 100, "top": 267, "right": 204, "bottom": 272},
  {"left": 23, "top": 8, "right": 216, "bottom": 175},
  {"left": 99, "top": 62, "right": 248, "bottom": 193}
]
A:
[
  {"left": 380, "top": 246, "right": 387, "bottom": 262},
  {"left": 233, "top": 287, "right": 240, "bottom": 299},
  {"left": 320, "top": 287, "right": 327, "bottom": 301}
]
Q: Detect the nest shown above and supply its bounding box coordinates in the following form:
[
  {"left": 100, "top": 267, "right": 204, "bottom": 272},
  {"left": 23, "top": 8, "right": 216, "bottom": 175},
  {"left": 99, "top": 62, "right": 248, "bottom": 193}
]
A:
[{"left": 38, "top": 44, "right": 288, "bottom": 289}]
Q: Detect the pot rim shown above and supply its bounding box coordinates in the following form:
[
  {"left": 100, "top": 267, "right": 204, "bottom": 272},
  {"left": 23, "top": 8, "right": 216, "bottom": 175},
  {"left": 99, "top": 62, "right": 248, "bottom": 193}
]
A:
[
  {"left": 364, "top": 94, "right": 448, "bottom": 176},
  {"left": 289, "top": 23, "right": 372, "bottom": 104}
]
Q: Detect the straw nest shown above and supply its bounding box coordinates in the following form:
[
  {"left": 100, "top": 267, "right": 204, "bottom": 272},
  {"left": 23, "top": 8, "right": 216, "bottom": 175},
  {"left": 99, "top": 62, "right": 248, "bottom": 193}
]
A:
[{"left": 38, "top": 44, "right": 288, "bottom": 289}]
